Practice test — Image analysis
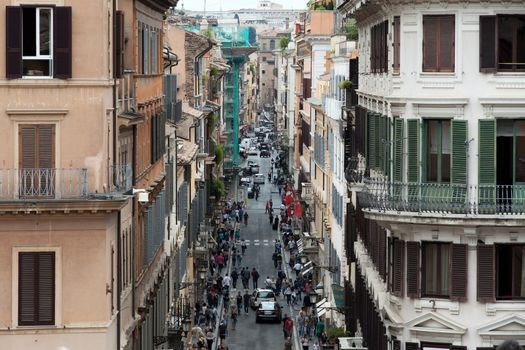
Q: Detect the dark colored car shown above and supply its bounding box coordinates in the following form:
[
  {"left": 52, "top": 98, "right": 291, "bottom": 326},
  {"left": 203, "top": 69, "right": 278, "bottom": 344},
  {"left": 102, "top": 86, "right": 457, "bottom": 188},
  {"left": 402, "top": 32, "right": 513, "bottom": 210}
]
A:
[
  {"left": 255, "top": 301, "right": 282, "bottom": 323},
  {"left": 260, "top": 150, "right": 271, "bottom": 158},
  {"left": 259, "top": 143, "right": 269, "bottom": 151}
]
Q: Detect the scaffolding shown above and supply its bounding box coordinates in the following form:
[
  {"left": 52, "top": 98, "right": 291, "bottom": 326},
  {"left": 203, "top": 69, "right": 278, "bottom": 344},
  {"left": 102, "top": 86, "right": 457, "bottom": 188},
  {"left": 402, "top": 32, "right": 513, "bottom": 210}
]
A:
[{"left": 184, "top": 25, "right": 256, "bottom": 169}]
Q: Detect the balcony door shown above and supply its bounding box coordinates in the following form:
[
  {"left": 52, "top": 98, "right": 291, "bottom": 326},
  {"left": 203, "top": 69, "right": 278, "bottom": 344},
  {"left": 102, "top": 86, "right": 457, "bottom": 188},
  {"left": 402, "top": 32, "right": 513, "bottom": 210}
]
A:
[{"left": 18, "top": 125, "right": 55, "bottom": 198}]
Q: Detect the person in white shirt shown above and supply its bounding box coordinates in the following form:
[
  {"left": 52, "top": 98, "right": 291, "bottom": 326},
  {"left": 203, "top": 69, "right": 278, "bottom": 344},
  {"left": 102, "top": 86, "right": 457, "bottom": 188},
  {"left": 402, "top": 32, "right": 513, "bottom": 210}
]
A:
[
  {"left": 294, "top": 262, "right": 302, "bottom": 277},
  {"left": 223, "top": 275, "right": 231, "bottom": 289}
]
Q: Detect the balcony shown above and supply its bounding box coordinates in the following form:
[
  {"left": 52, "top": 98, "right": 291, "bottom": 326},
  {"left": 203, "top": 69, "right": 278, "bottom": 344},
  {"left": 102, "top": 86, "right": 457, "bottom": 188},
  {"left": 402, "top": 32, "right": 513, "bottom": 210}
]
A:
[
  {"left": 301, "top": 182, "right": 313, "bottom": 206},
  {"left": 0, "top": 168, "right": 88, "bottom": 200},
  {"left": 110, "top": 164, "right": 132, "bottom": 192},
  {"left": 359, "top": 179, "right": 525, "bottom": 219},
  {"left": 345, "top": 156, "right": 367, "bottom": 188}
]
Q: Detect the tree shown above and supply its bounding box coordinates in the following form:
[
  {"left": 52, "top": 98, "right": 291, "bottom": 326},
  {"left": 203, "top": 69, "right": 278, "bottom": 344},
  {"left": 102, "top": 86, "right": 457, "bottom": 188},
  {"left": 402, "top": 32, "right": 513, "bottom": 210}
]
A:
[
  {"left": 279, "top": 36, "right": 290, "bottom": 52},
  {"left": 345, "top": 19, "right": 358, "bottom": 41}
]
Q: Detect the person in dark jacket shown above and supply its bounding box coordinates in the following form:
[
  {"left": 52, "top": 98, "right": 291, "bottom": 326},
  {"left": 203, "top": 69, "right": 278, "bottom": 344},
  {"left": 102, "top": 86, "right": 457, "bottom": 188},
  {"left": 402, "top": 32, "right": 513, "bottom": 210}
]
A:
[{"left": 498, "top": 340, "right": 521, "bottom": 350}]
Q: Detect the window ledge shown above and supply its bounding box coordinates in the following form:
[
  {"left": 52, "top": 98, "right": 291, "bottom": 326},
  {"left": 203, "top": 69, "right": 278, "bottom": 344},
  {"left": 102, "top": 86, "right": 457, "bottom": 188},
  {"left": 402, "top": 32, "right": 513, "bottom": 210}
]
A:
[
  {"left": 485, "top": 300, "right": 525, "bottom": 316},
  {"left": 414, "top": 298, "right": 460, "bottom": 315}
]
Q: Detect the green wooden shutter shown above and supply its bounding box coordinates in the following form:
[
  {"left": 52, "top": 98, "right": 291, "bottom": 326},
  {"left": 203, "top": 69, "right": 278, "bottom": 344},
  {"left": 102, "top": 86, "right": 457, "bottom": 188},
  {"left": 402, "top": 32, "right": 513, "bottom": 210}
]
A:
[
  {"left": 451, "top": 120, "right": 467, "bottom": 184},
  {"left": 393, "top": 118, "right": 404, "bottom": 182},
  {"left": 407, "top": 119, "right": 420, "bottom": 183},
  {"left": 368, "top": 112, "right": 376, "bottom": 168},
  {"left": 376, "top": 113, "right": 382, "bottom": 170},
  {"left": 478, "top": 119, "right": 496, "bottom": 212}
]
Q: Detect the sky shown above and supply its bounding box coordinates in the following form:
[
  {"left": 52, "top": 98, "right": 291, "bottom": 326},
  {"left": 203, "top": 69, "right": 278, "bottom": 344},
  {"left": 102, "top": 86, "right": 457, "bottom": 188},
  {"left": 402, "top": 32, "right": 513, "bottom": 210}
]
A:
[{"left": 178, "top": 0, "right": 310, "bottom": 11}]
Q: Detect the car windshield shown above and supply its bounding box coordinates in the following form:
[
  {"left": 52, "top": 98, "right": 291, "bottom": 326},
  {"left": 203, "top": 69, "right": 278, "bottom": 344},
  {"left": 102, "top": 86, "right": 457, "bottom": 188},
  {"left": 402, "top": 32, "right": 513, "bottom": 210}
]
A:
[{"left": 257, "top": 290, "right": 275, "bottom": 298}]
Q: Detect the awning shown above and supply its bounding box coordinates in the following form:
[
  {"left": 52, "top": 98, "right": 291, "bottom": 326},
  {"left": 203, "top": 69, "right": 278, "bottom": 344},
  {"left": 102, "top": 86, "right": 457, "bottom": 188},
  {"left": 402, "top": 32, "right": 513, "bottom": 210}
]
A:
[{"left": 332, "top": 284, "right": 345, "bottom": 310}]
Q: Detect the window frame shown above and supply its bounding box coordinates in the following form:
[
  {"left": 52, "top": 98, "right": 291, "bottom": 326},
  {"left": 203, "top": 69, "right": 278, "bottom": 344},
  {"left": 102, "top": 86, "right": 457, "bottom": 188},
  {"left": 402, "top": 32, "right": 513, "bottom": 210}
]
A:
[
  {"left": 496, "top": 119, "right": 525, "bottom": 184},
  {"left": 424, "top": 119, "right": 451, "bottom": 183},
  {"left": 421, "top": 241, "right": 451, "bottom": 299},
  {"left": 13, "top": 247, "right": 61, "bottom": 328},
  {"left": 422, "top": 14, "right": 456, "bottom": 73},
  {"left": 21, "top": 6, "right": 54, "bottom": 78},
  {"left": 495, "top": 243, "right": 525, "bottom": 300},
  {"left": 496, "top": 14, "right": 525, "bottom": 72}
]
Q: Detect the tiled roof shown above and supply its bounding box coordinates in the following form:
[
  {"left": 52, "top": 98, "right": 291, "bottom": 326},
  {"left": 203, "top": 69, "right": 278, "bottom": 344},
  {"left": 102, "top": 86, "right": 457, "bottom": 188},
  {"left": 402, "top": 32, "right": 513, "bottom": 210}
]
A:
[{"left": 176, "top": 138, "right": 198, "bottom": 165}]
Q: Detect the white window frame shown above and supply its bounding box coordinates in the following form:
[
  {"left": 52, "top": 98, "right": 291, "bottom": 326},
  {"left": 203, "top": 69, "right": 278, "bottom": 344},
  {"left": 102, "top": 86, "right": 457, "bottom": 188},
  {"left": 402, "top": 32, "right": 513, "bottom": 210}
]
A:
[
  {"left": 22, "top": 7, "right": 54, "bottom": 78},
  {"left": 11, "top": 246, "right": 62, "bottom": 328}
]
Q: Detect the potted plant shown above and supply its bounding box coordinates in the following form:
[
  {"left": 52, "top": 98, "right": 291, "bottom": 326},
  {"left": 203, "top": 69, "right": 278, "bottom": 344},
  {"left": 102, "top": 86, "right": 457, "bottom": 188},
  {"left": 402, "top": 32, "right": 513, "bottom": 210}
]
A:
[
  {"left": 325, "top": 326, "right": 346, "bottom": 348},
  {"left": 338, "top": 80, "right": 353, "bottom": 90}
]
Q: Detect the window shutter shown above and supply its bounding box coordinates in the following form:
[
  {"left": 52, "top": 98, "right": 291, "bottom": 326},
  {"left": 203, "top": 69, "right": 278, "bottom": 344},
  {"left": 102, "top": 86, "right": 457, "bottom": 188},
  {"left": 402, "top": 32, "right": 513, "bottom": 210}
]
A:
[
  {"left": 450, "top": 243, "right": 468, "bottom": 301},
  {"left": 406, "top": 342, "right": 420, "bottom": 350},
  {"left": 53, "top": 7, "right": 72, "bottom": 79},
  {"left": 19, "top": 252, "right": 55, "bottom": 325},
  {"left": 38, "top": 125, "right": 55, "bottom": 169},
  {"left": 407, "top": 119, "right": 420, "bottom": 183},
  {"left": 439, "top": 15, "right": 455, "bottom": 72},
  {"left": 19, "top": 126, "right": 37, "bottom": 169},
  {"left": 383, "top": 21, "right": 389, "bottom": 72},
  {"left": 478, "top": 119, "right": 496, "bottom": 185},
  {"left": 423, "top": 16, "right": 438, "bottom": 72},
  {"left": 392, "top": 340, "right": 401, "bottom": 350},
  {"left": 451, "top": 120, "right": 467, "bottom": 184},
  {"left": 368, "top": 112, "right": 376, "bottom": 168},
  {"left": 115, "top": 10, "right": 125, "bottom": 78},
  {"left": 393, "top": 239, "right": 405, "bottom": 296},
  {"left": 376, "top": 114, "right": 383, "bottom": 170},
  {"left": 406, "top": 241, "right": 420, "bottom": 298},
  {"left": 479, "top": 16, "right": 496, "bottom": 72},
  {"left": 37, "top": 253, "right": 55, "bottom": 324},
  {"left": 450, "top": 346, "right": 467, "bottom": 350},
  {"left": 393, "top": 16, "right": 400, "bottom": 73},
  {"left": 477, "top": 244, "right": 495, "bottom": 302},
  {"left": 6, "top": 6, "right": 22, "bottom": 79},
  {"left": 393, "top": 118, "right": 404, "bottom": 182}
]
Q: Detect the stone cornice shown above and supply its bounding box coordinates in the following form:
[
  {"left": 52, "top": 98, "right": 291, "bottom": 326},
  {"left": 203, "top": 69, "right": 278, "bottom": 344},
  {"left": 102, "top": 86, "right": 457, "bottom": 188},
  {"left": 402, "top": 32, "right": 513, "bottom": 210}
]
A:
[{"left": 0, "top": 198, "right": 129, "bottom": 215}]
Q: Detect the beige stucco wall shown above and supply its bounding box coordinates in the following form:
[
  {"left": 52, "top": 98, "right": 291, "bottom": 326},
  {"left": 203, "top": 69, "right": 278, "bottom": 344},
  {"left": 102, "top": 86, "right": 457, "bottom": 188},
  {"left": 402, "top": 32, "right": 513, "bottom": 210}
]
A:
[
  {"left": 166, "top": 25, "right": 187, "bottom": 101},
  {"left": 0, "top": 0, "right": 114, "bottom": 194},
  {"left": 0, "top": 213, "right": 118, "bottom": 349}
]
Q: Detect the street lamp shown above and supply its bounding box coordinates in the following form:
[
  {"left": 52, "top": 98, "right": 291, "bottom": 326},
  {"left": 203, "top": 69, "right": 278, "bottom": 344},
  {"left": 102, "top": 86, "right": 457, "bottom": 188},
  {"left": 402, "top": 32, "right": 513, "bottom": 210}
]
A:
[
  {"left": 309, "top": 290, "right": 318, "bottom": 304},
  {"left": 198, "top": 267, "right": 207, "bottom": 280},
  {"left": 299, "top": 254, "right": 308, "bottom": 264}
]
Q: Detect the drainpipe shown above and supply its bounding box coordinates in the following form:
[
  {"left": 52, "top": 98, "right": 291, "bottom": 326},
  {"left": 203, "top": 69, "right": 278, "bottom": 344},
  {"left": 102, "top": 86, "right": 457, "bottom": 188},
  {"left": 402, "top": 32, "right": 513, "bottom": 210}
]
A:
[{"left": 112, "top": 0, "right": 118, "bottom": 181}]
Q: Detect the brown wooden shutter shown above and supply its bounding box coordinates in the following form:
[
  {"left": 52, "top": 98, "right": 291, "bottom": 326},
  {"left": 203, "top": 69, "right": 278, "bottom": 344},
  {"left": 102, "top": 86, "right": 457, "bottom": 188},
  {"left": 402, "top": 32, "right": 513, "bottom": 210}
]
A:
[
  {"left": 37, "top": 125, "right": 55, "bottom": 169},
  {"left": 406, "top": 241, "right": 420, "bottom": 298},
  {"left": 19, "top": 126, "right": 37, "bottom": 168},
  {"left": 439, "top": 15, "right": 455, "bottom": 72},
  {"left": 423, "top": 16, "right": 438, "bottom": 72},
  {"left": 115, "top": 10, "right": 125, "bottom": 78},
  {"left": 53, "top": 7, "right": 72, "bottom": 79},
  {"left": 383, "top": 21, "right": 389, "bottom": 72},
  {"left": 450, "top": 243, "right": 468, "bottom": 301},
  {"left": 393, "top": 239, "right": 405, "bottom": 296},
  {"left": 479, "top": 16, "right": 497, "bottom": 72},
  {"left": 406, "top": 343, "right": 419, "bottom": 350},
  {"left": 450, "top": 346, "right": 467, "bottom": 350},
  {"left": 393, "top": 16, "right": 400, "bottom": 74},
  {"left": 477, "top": 244, "right": 495, "bottom": 302},
  {"left": 6, "top": 6, "right": 22, "bottom": 79},
  {"left": 19, "top": 252, "right": 55, "bottom": 325}
]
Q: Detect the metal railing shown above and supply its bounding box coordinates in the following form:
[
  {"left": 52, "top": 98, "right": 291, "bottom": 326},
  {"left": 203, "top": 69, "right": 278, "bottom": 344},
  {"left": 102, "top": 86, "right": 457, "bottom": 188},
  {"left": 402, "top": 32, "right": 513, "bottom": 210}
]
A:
[
  {"left": 359, "top": 179, "right": 525, "bottom": 215},
  {"left": 0, "top": 168, "right": 88, "bottom": 200},
  {"left": 110, "top": 164, "right": 132, "bottom": 192},
  {"left": 345, "top": 157, "right": 367, "bottom": 184}
]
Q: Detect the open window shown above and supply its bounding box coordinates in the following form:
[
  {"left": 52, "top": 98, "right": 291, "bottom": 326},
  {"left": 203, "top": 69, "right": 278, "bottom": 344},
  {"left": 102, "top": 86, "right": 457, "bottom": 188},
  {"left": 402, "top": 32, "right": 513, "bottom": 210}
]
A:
[{"left": 496, "top": 244, "right": 525, "bottom": 300}]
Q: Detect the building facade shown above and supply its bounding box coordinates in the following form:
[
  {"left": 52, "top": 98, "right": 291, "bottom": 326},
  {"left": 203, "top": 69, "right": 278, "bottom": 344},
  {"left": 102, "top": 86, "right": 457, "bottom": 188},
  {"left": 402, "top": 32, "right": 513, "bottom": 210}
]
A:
[{"left": 341, "top": 0, "right": 525, "bottom": 348}]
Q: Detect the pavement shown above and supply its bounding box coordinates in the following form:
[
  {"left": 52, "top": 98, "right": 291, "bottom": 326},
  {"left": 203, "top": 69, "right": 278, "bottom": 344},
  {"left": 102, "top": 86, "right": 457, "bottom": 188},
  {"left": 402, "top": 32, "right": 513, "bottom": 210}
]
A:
[{"left": 218, "top": 149, "right": 301, "bottom": 350}]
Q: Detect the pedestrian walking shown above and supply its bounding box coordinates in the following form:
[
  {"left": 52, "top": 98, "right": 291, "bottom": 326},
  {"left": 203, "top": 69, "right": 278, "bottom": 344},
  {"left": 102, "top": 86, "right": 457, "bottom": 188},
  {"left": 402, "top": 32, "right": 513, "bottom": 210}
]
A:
[
  {"left": 206, "top": 328, "right": 214, "bottom": 350},
  {"left": 243, "top": 212, "right": 249, "bottom": 225},
  {"left": 302, "top": 334, "right": 310, "bottom": 350},
  {"left": 236, "top": 251, "right": 242, "bottom": 267},
  {"left": 283, "top": 315, "right": 294, "bottom": 339},
  {"left": 265, "top": 200, "right": 270, "bottom": 213},
  {"left": 236, "top": 292, "right": 243, "bottom": 312},
  {"left": 241, "top": 239, "right": 247, "bottom": 255},
  {"left": 272, "top": 251, "right": 278, "bottom": 268},
  {"left": 251, "top": 267, "right": 260, "bottom": 289},
  {"left": 230, "top": 304, "right": 238, "bottom": 330},
  {"left": 243, "top": 290, "right": 250, "bottom": 314},
  {"left": 284, "top": 286, "right": 292, "bottom": 305},
  {"left": 217, "top": 340, "right": 229, "bottom": 350},
  {"left": 231, "top": 268, "right": 238, "bottom": 289},
  {"left": 218, "top": 321, "right": 227, "bottom": 341},
  {"left": 315, "top": 319, "right": 325, "bottom": 344}
]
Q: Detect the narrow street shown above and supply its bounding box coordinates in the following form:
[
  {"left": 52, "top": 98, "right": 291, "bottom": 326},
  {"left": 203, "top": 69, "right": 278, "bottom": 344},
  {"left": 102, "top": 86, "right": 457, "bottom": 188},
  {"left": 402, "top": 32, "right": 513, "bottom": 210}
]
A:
[{"left": 223, "top": 150, "right": 290, "bottom": 350}]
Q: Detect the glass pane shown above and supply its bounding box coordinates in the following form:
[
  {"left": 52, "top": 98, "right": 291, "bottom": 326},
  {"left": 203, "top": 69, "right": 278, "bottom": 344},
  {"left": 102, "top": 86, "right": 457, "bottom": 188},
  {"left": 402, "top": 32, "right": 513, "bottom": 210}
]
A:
[
  {"left": 498, "top": 15, "right": 514, "bottom": 68},
  {"left": 516, "top": 121, "right": 525, "bottom": 183},
  {"left": 23, "top": 7, "right": 37, "bottom": 56},
  {"left": 39, "top": 9, "right": 51, "bottom": 55},
  {"left": 427, "top": 120, "right": 439, "bottom": 182},
  {"left": 424, "top": 243, "right": 438, "bottom": 295},
  {"left": 441, "top": 121, "right": 451, "bottom": 182},
  {"left": 23, "top": 59, "right": 50, "bottom": 76}
]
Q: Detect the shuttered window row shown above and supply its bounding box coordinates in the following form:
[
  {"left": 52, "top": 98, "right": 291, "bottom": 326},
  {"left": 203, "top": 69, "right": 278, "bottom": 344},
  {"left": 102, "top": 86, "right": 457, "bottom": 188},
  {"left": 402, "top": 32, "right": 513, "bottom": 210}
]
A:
[
  {"left": 114, "top": 11, "right": 124, "bottom": 78},
  {"left": 19, "top": 252, "right": 55, "bottom": 325},
  {"left": 144, "top": 190, "right": 166, "bottom": 266},
  {"left": 177, "top": 181, "right": 189, "bottom": 227},
  {"left": 360, "top": 219, "right": 387, "bottom": 281},
  {"left": 366, "top": 112, "right": 390, "bottom": 174},
  {"left": 331, "top": 184, "right": 344, "bottom": 226},
  {"left": 151, "top": 112, "right": 166, "bottom": 164},
  {"left": 6, "top": 6, "right": 72, "bottom": 79},
  {"left": 314, "top": 132, "right": 325, "bottom": 169},
  {"left": 370, "top": 20, "right": 389, "bottom": 73}
]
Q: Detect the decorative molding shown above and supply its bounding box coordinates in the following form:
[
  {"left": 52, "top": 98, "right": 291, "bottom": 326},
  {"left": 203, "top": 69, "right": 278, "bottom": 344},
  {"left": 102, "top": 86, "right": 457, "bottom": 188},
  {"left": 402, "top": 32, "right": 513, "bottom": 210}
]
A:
[
  {"left": 7, "top": 109, "right": 69, "bottom": 118},
  {"left": 406, "top": 311, "right": 467, "bottom": 336},
  {"left": 478, "top": 313, "right": 525, "bottom": 337}
]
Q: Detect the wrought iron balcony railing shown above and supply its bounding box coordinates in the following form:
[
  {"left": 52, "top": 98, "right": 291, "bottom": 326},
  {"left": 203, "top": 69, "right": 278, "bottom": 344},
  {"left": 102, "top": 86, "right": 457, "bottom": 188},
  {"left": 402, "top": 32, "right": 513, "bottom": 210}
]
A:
[
  {"left": 0, "top": 168, "right": 88, "bottom": 200},
  {"left": 359, "top": 179, "right": 525, "bottom": 216},
  {"left": 345, "top": 156, "right": 367, "bottom": 184}
]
